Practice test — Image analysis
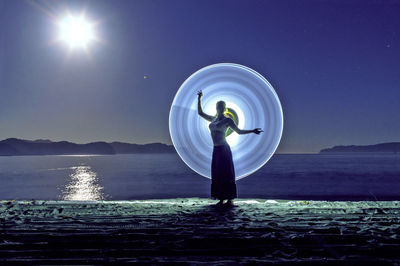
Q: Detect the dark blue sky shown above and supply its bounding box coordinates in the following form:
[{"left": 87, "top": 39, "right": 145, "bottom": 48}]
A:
[{"left": 0, "top": 0, "right": 399, "bottom": 153}]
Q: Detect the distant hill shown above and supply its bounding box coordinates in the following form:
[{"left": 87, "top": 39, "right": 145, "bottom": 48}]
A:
[
  {"left": 0, "top": 138, "right": 175, "bottom": 156},
  {"left": 110, "top": 142, "right": 174, "bottom": 154},
  {"left": 320, "top": 142, "right": 400, "bottom": 153}
]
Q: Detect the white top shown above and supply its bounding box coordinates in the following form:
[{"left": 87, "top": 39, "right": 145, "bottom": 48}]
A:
[{"left": 208, "top": 117, "right": 229, "bottom": 146}]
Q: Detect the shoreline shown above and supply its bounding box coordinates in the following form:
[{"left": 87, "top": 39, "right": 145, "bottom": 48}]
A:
[
  {"left": 1, "top": 194, "right": 400, "bottom": 201},
  {"left": 1, "top": 198, "right": 399, "bottom": 263}
]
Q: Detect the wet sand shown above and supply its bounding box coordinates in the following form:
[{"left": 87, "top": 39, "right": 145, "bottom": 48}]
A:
[{"left": 1, "top": 198, "right": 399, "bottom": 264}]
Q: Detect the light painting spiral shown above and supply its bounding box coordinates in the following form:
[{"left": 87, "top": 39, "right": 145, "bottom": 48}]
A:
[{"left": 169, "top": 63, "right": 283, "bottom": 180}]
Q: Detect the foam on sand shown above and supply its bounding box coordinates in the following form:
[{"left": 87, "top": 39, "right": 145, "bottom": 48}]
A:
[{"left": 1, "top": 198, "right": 399, "bottom": 263}]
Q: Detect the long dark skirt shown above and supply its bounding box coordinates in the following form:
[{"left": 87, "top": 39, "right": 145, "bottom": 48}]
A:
[{"left": 211, "top": 143, "right": 237, "bottom": 200}]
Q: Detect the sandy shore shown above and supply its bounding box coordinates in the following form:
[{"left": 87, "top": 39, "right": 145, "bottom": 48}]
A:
[{"left": 1, "top": 198, "right": 399, "bottom": 264}]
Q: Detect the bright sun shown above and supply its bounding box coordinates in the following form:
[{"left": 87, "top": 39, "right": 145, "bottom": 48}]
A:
[{"left": 58, "top": 14, "right": 96, "bottom": 49}]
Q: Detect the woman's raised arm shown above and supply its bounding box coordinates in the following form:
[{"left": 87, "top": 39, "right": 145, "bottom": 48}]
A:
[{"left": 197, "top": 90, "right": 215, "bottom": 122}]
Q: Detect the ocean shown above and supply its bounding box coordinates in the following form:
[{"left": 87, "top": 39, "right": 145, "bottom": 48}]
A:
[{"left": 0, "top": 153, "right": 399, "bottom": 200}]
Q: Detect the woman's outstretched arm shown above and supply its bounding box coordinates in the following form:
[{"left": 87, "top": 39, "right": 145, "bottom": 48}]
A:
[
  {"left": 197, "top": 90, "right": 214, "bottom": 122},
  {"left": 227, "top": 118, "right": 263, "bottom": 135}
]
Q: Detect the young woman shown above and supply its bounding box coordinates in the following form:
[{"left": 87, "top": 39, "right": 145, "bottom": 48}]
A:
[{"left": 197, "top": 90, "right": 263, "bottom": 206}]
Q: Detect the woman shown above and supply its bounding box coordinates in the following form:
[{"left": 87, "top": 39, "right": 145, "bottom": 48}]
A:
[{"left": 197, "top": 90, "right": 263, "bottom": 206}]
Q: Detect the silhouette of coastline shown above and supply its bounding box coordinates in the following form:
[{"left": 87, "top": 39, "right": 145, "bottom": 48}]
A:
[
  {"left": 0, "top": 138, "right": 175, "bottom": 156},
  {"left": 320, "top": 142, "right": 400, "bottom": 153}
]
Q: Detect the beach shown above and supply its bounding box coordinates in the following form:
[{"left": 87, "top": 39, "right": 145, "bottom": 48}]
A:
[{"left": 1, "top": 198, "right": 399, "bottom": 264}]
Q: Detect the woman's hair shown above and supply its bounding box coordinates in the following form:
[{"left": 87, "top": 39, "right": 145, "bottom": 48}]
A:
[{"left": 216, "top": 101, "right": 226, "bottom": 108}]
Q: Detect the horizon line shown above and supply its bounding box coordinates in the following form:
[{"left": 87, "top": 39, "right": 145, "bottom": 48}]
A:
[{"left": 0, "top": 137, "right": 172, "bottom": 146}]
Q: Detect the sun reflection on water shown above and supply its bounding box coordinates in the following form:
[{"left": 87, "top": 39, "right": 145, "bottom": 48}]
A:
[{"left": 62, "top": 165, "right": 104, "bottom": 200}]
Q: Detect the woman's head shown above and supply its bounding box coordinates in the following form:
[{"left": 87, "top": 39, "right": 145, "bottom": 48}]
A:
[{"left": 216, "top": 101, "right": 226, "bottom": 114}]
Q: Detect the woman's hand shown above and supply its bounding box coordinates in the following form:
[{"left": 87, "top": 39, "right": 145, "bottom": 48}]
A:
[
  {"left": 253, "top": 128, "right": 263, "bottom": 134},
  {"left": 197, "top": 90, "right": 203, "bottom": 99}
]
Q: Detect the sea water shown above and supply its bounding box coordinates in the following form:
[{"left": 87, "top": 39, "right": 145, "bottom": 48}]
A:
[{"left": 0, "top": 153, "right": 399, "bottom": 200}]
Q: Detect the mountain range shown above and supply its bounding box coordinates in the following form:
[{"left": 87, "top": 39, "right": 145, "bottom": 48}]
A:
[
  {"left": 320, "top": 142, "right": 400, "bottom": 153},
  {"left": 0, "top": 138, "right": 175, "bottom": 156}
]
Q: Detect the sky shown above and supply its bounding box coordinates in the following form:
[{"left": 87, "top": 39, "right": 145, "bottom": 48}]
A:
[{"left": 0, "top": 0, "right": 399, "bottom": 153}]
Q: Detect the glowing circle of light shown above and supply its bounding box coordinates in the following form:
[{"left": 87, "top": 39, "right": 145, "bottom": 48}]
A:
[
  {"left": 169, "top": 63, "right": 284, "bottom": 180},
  {"left": 58, "top": 14, "right": 96, "bottom": 49}
]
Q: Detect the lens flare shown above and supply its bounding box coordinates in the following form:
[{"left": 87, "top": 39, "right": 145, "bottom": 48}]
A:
[
  {"left": 169, "top": 63, "right": 284, "bottom": 180},
  {"left": 58, "top": 14, "right": 96, "bottom": 49}
]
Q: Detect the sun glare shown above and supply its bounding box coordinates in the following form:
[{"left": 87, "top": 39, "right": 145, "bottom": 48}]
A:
[{"left": 58, "top": 14, "right": 96, "bottom": 49}]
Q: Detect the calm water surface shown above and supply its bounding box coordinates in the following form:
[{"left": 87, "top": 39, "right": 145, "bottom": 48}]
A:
[{"left": 0, "top": 153, "right": 399, "bottom": 200}]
